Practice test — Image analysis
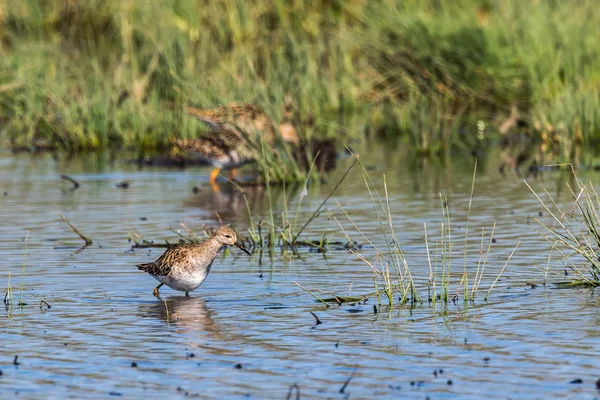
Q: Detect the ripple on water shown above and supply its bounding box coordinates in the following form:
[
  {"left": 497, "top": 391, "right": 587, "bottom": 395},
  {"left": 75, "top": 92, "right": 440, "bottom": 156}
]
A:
[{"left": 1, "top": 150, "right": 600, "bottom": 399}]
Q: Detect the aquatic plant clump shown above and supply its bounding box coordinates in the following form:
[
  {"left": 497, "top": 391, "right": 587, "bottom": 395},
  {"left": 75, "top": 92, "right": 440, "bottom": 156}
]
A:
[
  {"left": 527, "top": 177, "right": 600, "bottom": 286},
  {"left": 128, "top": 155, "right": 360, "bottom": 254},
  {"left": 319, "top": 158, "right": 516, "bottom": 308}
]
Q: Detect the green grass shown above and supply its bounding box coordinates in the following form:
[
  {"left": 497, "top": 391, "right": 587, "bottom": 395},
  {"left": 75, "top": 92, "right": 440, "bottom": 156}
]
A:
[
  {"left": 4, "top": 271, "right": 13, "bottom": 312},
  {"left": 1, "top": 0, "right": 600, "bottom": 159},
  {"left": 4, "top": 232, "right": 30, "bottom": 313},
  {"left": 317, "top": 157, "right": 516, "bottom": 307},
  {"left": 19, "top": 231, "right": 29, "bottom": 306},
  {"left": 527, "top": 172, "right": 600, "bottom": 286}
]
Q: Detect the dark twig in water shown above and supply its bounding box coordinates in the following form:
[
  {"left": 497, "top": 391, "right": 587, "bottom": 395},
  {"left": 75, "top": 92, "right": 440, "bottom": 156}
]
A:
[
  {"left": 321, "top": 294, "right": 370, "bottom": 304},
  {"left": 131, "top": 242, "right": 170, "bottom": 249},
  {"left": 285, "top": 383, "right": 300, "bottom": 400},
  {"left": 58, "top": 212, "right": 93, "bottom": 245},
  {"left": 309, "top": 311, "right": 322, "bottom": 325},
  {"left": 60, "top": 174, "right": 80, "bottom": 191},
  {"left": 75, "top": 244, "right": 91, "bottom": 254},
  {"left": 39, "top": 300, "right": 51, "bottom": 310},
  {"left": 339, "top": 368, "right": 357, "bottom": 394}
]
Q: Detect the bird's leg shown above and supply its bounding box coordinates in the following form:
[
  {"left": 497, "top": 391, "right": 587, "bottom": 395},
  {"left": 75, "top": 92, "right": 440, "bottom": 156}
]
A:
[
  {"left": 209, "top": 168, "right": 221, "bottom": 184},
  {"left": 228, "top": 168, "right": 240, "bottom": 182},
  {"left": 185, "top": 291, "right": 190, "bottom": 298},
  {"left": 153, "top": 283, "right": 163, "bottom": 297}
]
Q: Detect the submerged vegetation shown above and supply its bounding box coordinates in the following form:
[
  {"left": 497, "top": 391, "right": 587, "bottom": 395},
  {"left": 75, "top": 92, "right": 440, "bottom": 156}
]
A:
[{"left": 0, "top": 0, "right": 599, "bottom": 159}]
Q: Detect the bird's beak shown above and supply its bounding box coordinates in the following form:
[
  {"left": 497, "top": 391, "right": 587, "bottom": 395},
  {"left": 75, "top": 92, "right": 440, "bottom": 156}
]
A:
[{"left": 234, "top": 240, "right": 251, "bottom": 255}]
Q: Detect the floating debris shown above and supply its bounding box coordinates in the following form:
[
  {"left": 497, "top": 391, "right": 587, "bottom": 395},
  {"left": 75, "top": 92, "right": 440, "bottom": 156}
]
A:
[
  {"left": 39, "top": 300, "right": 51, "bottom": 310},
  {"left": 309, "top": 311, "right": 322, "bottom": 325},
  {"left": 285, "top": 383, "right": 300, "bottom": 400},
  {"left": 339, "top": 369, "right": 357, "bottom": 394},
  {"left": 60, "top": 174, "right": 80, "bottom": 191}
]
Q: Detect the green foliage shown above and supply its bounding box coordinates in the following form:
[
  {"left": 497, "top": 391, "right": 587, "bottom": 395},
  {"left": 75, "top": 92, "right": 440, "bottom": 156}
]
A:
[{"left": 0, "top": 0, "right": 599, "bottom": 156}]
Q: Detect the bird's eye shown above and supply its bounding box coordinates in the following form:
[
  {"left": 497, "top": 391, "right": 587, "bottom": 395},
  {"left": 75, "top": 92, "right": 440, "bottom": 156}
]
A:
[{"left": 225, "top": 234, "right": 232, "bottom": 238}]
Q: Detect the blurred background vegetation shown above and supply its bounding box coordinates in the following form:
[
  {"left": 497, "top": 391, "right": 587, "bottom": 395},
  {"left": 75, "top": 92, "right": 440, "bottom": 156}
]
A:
[{"left": 0, "top": 0, "right": 598, "bottom": 157}]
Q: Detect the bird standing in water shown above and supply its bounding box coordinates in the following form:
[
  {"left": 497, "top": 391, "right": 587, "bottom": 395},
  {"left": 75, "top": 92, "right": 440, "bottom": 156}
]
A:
[
  {"left": 172, "top": 128, "right": 255, "bottom": 184},
  {"left": 137, "top": 226, "right": 250, "bottom": 297},
  {"left": 173, "top": 103, "right": 300, "bottom": 184}
]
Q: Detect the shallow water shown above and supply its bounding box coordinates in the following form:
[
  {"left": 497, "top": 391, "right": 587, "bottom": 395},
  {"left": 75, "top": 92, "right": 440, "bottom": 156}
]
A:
[{"left": 1, "top": 145, "right": 600, "bottom": 399}]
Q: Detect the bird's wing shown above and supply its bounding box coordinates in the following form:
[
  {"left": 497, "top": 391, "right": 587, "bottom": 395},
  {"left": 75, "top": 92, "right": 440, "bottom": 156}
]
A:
[{"left": 137, "top": 245, "right": 193, "bottom": 276}]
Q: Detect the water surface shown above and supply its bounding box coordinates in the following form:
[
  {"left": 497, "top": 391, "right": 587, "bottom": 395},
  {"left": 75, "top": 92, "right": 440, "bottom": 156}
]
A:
[{"left": 1, "top": 145, "right": 599, "bottom": 399}]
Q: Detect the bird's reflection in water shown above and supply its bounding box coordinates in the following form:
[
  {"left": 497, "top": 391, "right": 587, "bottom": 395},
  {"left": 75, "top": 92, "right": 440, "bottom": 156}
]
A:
[
  {"left": 185, "top": 182, "right": 301, "bottom": 222},
  {"left": 138, "top": 295, "right": 302, "bottom": 361},
  {"left": 140, "top": 296, "right": 224, "bottom": 341}
]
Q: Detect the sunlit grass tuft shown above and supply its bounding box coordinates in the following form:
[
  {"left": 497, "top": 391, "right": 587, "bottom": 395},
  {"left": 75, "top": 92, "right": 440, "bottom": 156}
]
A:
[
  {"left": 319, "top": 157, "right": 517, "bottom": 308},
  {"left": 526, "top": 170, "right": 600, "bottom": 286}
]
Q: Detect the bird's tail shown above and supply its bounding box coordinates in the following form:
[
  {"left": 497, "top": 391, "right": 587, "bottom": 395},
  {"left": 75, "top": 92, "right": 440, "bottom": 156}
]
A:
[{"left": 137, "top": 263, "right": 152, "bottom": 272}]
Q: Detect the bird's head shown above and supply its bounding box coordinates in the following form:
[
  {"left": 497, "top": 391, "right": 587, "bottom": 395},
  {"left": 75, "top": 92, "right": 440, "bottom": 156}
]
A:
[{"left": 213, "top": 226, "right": 251, "bottom": 255}]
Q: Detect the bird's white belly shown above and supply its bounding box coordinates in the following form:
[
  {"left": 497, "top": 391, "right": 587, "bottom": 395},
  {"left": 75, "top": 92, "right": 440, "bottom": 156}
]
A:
[{"left": 152, "top": 269, "right": 210, "bottom": 292}]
